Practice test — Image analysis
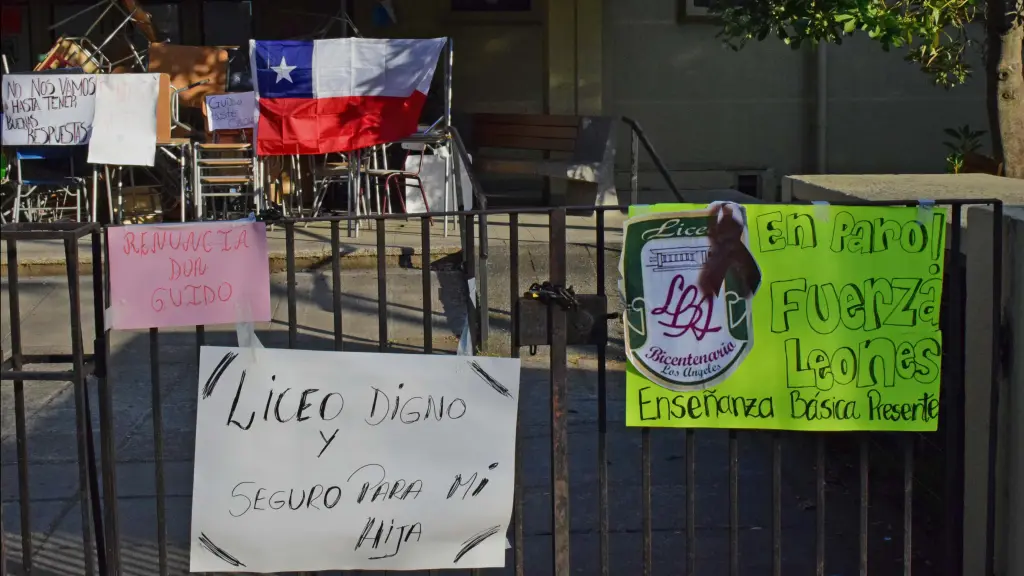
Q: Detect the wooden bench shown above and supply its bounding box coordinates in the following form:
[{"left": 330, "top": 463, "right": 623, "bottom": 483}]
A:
[{"left": 470, "top": 113, "right": 618, "bottom": 207}]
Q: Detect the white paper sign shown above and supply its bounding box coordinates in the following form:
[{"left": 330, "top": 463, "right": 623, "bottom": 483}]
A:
[
  {"left": 87, "top": 74, "right": 159, "bottom": 166},
  {"left": 1, "top": 74, "right": 95, "bottom": 145},
  {"left": 404, "top": 149, "right": 474, "bottom": 214},
  {"left": 206, "top": 92, "right": 256, "bottom": 131},
  {"left": 190, "top": 346, "right": 521, "bottom": 572}
]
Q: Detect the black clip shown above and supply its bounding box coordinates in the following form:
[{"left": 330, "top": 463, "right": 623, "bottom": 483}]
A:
[{"left": 255, "top": 206, "right": 284, "bottom": 222}]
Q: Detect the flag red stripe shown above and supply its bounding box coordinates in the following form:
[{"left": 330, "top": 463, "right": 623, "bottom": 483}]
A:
[{"left": 255, "top": 92, "right": 428, "bottom": 156}]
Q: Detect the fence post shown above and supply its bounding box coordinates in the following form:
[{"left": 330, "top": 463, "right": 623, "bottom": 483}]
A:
[
  {"left": 478, "top": 212, "right": 490, "bottom": 351},
  {"left": 630, "top": 129, "right": 639, "bottom": 205},
  {"left": 93, "top": 228, "right": 120, "bottom": 574},
  {"left": 462, "top": 213, "right": 480, "bottom": 351},
  {"left": 946, "top": 205, "right": 967, "bottom": 573},
  {"left": 4, "top": 238, "right": 32, "bottom": 573},
  {"left": 0, "top": 504, "right": 5, "bottom": 576},
  {"left": 64, "top": 237, "right": 101, "bottom": 576},
  {"left": 548, "top": 208, "right": 571, "bottom": 574}
]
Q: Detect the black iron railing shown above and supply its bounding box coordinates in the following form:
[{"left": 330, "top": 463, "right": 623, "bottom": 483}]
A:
[{"left": 0, "top": 199, "right": 1006, "bottom": 576}]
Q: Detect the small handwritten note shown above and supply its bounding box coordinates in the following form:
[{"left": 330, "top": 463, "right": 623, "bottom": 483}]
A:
[
  {"left": 206, "top": 92, "right": 255, "bottom": 131},
  {"left": 88, "top": 73, "right": 160, "bottom": 166},
  {"left": 1, "top": 74, "right": 96, "bottom": 145},
  {"left": 107, "top": 221, "right": 271, "bottom": 330},
  {"left": 189, "top": 347, "right": 521, "bottom": 572}
]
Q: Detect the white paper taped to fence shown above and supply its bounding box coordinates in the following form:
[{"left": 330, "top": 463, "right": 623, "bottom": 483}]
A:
[
  {"left": 404, "top": 149, "right": 475, "bottom": 214},
  {"left": 206, "top": 92, "right": 255, "bottom": 131},
  {"left": 1, "top": 73, "right": 96, "bottom": 145},
  {"left": 189, "top": 346, "right": 521, "bottom": 573},
  {"left": 87, "top": 74, "right": 159, "bottom": 166}
]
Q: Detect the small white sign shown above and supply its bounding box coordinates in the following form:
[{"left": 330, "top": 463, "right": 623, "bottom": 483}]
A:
[
  {"left": 190, "top": 346, "right": 521, "bottom": 573},
  {"left": 206, "top": 92, "right": 255, "bottom": 131},
  {"left": 87, "top": 74, "right": 159, "bottom": 166},
  {"left": 403, "top": 149, "right": 475, "bottom": 214},
  {"left": 1, "top": 73, "right": 95, "bottom": 145}
]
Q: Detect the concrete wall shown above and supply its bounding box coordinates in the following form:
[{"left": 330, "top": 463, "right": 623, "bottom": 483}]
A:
[
  {"left": 603, "top": 2, "right": 811, "bottom": 177},
  {"left": 602, "top": 0, "right": 989, "bottom": 193},
  {"left": 781, "top": 174, "right": 1024, "bottom": 205},
  {"left": 964, "top": 205, "right": 1024, "bottom": 576},
  {"left": 823, "top": 34, "right": 987, "bottom": 174},
  {"left": 299, "top": 0, "right": 546, "bottom": 115}
]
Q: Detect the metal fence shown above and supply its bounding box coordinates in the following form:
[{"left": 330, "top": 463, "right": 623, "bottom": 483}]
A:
[{"left": 0, "top": 199, "right": 1006, "bottom": 576}]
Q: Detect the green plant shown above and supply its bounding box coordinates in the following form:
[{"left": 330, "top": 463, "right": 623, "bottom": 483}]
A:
[{"left": 942, "top": 125, "right": 986, "bottom": 173}]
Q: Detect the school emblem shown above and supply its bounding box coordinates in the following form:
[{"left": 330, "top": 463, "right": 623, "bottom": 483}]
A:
[{"left": 621, "top": 203, "right": 762, "bottom": 391}]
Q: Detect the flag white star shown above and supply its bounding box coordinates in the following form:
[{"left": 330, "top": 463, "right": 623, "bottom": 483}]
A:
[{"left": 271, "top": 56, "right": 297, "bottom": 84}]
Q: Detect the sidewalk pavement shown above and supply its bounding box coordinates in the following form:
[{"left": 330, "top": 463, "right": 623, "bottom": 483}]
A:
[
  {"left": 1, "top": 212, "right": 627, "bottom": 276},
  {"left": 1, "top": 266, "right": 838, "bottom": 576}
]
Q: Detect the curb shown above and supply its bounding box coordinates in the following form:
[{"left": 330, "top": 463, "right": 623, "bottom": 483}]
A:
[{"left": 1, "top": 242, "right": 623, "bottom": 277}]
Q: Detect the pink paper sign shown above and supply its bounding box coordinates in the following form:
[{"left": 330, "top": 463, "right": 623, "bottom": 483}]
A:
[{"left": 107, "top": 221, "right": 271, "bottom": 330}]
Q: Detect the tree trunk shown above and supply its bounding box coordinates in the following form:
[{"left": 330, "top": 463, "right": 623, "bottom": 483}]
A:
[{"left": 986, "top": 0, "right": 1024, "bottom": 178}]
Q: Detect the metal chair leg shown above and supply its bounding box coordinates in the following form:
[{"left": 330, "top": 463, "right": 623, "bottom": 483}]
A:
[{"left": 13, "top": 183, "right": 24, "bottom": 224}]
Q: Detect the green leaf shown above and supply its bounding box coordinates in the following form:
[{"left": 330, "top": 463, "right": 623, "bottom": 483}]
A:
[{"left": 707, "top": 0, "right": 976, "bottom": 88}]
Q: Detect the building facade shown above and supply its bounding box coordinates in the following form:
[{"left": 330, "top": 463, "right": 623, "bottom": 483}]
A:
[{"left": 1, "top": 0, "right": 988, "bottom": 196}]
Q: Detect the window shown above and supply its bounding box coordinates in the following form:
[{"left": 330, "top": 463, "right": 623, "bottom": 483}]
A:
[
  {"left": 145, "top": 3, "right": 183, "bottom": 44},
  {"left": 451, "top": 0, "right": 531, "bottom": 10},
  {"left": 52, "top": 4, "right": 104, "bottom": 39},
  {"left": 52, "top": 2, "right": 180, "bottom": 44},
  {"left": 203, "top": 1, "right": 252, "bottom": 47},
  {"left": 1, "top": 5, "right": 31, "bottom": 72},
  {"left": 686, "top": 0, "right": 713, "bottom": 16},
  {"left": 678, "top": 0, "right": 728, "bottom": 20}
]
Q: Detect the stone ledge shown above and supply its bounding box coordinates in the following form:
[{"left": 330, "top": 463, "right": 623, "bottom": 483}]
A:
[{"left": 782, "top": 173, "right": 1024, "bottom": 206}]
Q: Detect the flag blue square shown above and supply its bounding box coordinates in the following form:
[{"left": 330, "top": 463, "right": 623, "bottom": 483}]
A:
[{"left": 252, "top": 41, "right": 314, "bottom": 99}]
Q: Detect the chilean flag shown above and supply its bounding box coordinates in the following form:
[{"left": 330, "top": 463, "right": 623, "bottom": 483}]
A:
[{"left": 250, "top": 38, "right": 445, "bottom": 156}]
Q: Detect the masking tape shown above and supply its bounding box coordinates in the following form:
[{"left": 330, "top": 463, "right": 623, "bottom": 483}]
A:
[
  {"left": 104, "top": 306, "right": 115, "bottom": 331},
  {"left": 234, "top": 299, "right": 264, "bottom": 362},
  {"left": 917, "top": 199, "right": 935, "bottom": 225},
  {"left": 812, "top": 200, "right": 830, "bottom": 222}
]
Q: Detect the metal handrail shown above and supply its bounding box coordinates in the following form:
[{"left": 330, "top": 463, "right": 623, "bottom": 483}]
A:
[
  {"left": 447, "top": 125, "right": 487, "bottom": 210},
  {"left": 621, "top": 116, "right": 685, "bottom": 204}
]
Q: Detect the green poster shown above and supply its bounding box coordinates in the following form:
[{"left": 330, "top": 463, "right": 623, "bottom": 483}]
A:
[{"left": 622, "top": 203, "right": 947, "bottom": 432}]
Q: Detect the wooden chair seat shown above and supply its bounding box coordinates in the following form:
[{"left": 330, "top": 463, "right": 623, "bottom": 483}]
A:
[{"left": 197, "top": 158, "right": 253, "bottom": 167}]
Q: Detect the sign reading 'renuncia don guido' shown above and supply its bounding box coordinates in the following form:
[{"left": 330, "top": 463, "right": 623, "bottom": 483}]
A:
[
  {"left": 622, "top": 202, "right": 949, "bottom": 432},
  {"left": 621, "top": 203, "right": 761, "bottom": 391}
]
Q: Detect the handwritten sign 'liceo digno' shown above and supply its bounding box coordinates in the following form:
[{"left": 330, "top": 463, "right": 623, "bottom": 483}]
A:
[
  {"left": 106, "top": 221, "right": 271, "bottom": 330},
  {"left": 622, "top": 203, "right": 947, "bottom": 432},
  {"left": 206, "top": 92, "right": 255, "bottom": 131},
  {"left": 190, "top": 347, "right": 521, "bottom": 573},
  {"left": 2, "top": 74, "right": 96, "bottom": 145}
]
